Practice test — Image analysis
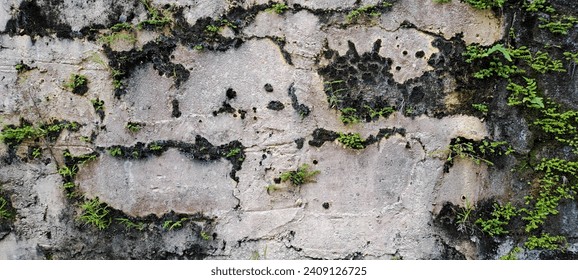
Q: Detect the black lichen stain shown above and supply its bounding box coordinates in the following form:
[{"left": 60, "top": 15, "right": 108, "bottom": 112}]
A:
[
  {"left": 294, "top": 138, "right": 304, "bottom": 149},
  {"left": 171, "top": 4, "right": 270, "bottom": 52},
  {"left": 267, "top": 101, "right": 285, "bottom": 111},
  {"left": 308, "top": 128, "right": 339, "bottom": 147},
  {"left": 308, "top": 127, "right": 405, "bottom": 148},
  {"left": 319, "top": 36, "right": 477, "bottom": 120},
  {"left": 434, "top": 200, "right": 502, "bottom": 259},
  {"left": 171, "top": 99, "right": 182, "bottom": 118},
  {"left": 103, "top": 37, "right": 190, "bottom": 98},
  {"left": 226, "top": 88, "right": 237, "bottom": 99},
  {"left": 101, "top": 136, "right": 246, "bottom": 182},
  {"left": 40, "top": 209, "right": 216, "bottom": 260},
  {"left": 212, "top": 101, "right": 236, "bottom": 116},
  {"left": 288, "top": 83, "right": 310, "bottom": 117},
  {"left": 4, "top": 0, "right": 73, "bottom": 40}
]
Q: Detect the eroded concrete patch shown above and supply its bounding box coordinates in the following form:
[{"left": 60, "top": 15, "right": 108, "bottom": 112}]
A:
[{"left": 76, "top": 149, "right": 237, "bottom": 217}]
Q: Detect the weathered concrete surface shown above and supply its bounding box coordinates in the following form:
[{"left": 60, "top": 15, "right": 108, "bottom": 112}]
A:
[
  {"left": 384, "top": 0, "right": 503, "bottom": 45},
  {"left": 76, "top": 150, "right": 238, "bottom": 217},
  {"left": 0, "top": 0, "right": 514, "bottom": 259}
]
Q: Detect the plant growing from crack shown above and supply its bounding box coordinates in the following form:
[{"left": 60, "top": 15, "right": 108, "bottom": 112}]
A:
[
  {"left": 0, "top": 196, "right": 14, "bottom": 221},
  {"left": 338, "top": 132, "right": 365, "bottom": 149},
  {"left": 58, "top": 165, "right": 78, "bottom": 178},
  {"left": 138, "top": 0, "right": 172, "bottom": 29},
  {"left": 365, "top": 105, "right": 395, "bottom": 119},
  {"left": 62, "top": 182, "right": 80, "bottom": 199},
  {"left": 280, "top": 164, "right": 320, "bottom": 186},
  {"left": 79, "top": 197, "right": 111, "bottom": 230},
  {"left": 456, "top": 198, "right": 475, "bottom": 233},
  {"left": 162, "top": 217, "right": 188, "bottom": 231},
  {"left": 472, "top": 103, "right": 489, "bottom": 113},
  {"left": 525, "top": 233, "right": 567, "bottom": 250},
  {"left": 225, "top": 147, "right": 241, "bottom": 158},
  {"left": 340, "top": 107, "right": 360, "bottom": 125},
  {"left": 446, "top": 137, "right": 514, "bottom": 166},
  {"left": 64, "top": 74, "right": 88, "bottom": 92},
  {"left": 149, "top": 143, "right": 163, "bottom": 151},
  {"left": 506, "top": 78, "right": 544, "bottom": 109},
  {"left": 523, "top": 0, "right": 555, "bottom": 13},
  {"left": 126, "top": 122, "right": 142, "bottom": 133},
  {"left": 14, "top": 61, "right": 31, "bottom": 73},
  {"left": 499, "top": 247, "right": 522, "bottom": 260},
  {"left": 324, "top": 80, "right": 346, "bottom": 109},
  {"left": 116, "top": 218, "right": 146, "bottom": 231},
  {"left": 346, "top": 5, "right": 382, "bottom": 24},
  {"left": 91, "top": 99, "right": 105, "bottom": 112},
  {"left": 464, "top": 0, "right": 505, "bottom": 9},
  {"left": 108, "top": 147, "right": 123, "bottom": 157},
  {"left": 476, "top": 202, "right": 518, "bottom": 236},
  {"left": 0, "top": 124, "right": 45, "bottom": 144},
  {"left": 200, "top": 231, "right": 212, "bottom": 240},
  {"left": 76, "top": 154, "right": 98, "bottom": 166},
  {"left": 98, "top": 32, "right": 136, "bottom": 45},
  {"left": 564, "top": 51, "right": 578, "bottom": 64},
  {"left": 267, "top": 3, "right": 289, "bottom": 14},
  {"left": 31, "top": 147, "right": 42, "bottom": 159},
  {"left": 205, "top": 25, "right": 221, "bottom": 33},
  {"left": 538, "top": 15, "right": 578, "bottom": 35},
  {"left": 62, "top": 182, "right": 75, "bottom": 191}
]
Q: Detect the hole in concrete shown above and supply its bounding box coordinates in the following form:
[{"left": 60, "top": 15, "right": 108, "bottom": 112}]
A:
[
  {"left": 395, "top": 66, "right": 401, "bottom": 71},
  {"left": 264, "top": 83, "right": 274, "bottom": 92},
  {"left": 322, "top": 202, "right": 330, "bottom": 209},
  {"left": 402, "top": 51, "right": 408, "bottom": 56},
  {"left": 415, "top": 50, "right": 425, "bottom": 58},
  {"left": 312, "top": 160, "right": 318, "bottom": 165}
]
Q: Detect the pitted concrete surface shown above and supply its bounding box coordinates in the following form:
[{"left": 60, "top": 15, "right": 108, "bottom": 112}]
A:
[{"left": 0, "top": 0, "right": 508, "bottom": 259}]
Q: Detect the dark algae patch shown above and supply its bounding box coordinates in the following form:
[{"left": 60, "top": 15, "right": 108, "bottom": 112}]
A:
[
  {"left": 103, "top": 37, "right": 190, "bottom": 97},
  {"left": 102, "top": 136, "right": 246, "bottom": 181},
  {"left": 4, "top": 0, "right": 71, "bottom": 40},
  {"left": 267, "top": 101, "right": 285, "bottom": 111}
]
